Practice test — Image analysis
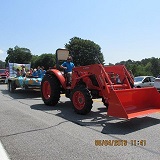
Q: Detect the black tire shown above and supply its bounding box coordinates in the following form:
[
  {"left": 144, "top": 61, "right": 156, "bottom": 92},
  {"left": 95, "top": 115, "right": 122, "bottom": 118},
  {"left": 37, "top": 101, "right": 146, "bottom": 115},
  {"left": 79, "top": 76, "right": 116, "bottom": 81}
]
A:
[
  {"left": 7, "top": 81, "right": 11, "bottom": 92},
  {"left": 8, "top": 81, "right": 15, "bottom": 93},
  {"left": 24, "top": 85, "right": 28, "bottom": 90},
  {"left": 102, "top": 97, "right": 109, "bottom": 110},
  {"left": 41, "top": 74, "right": 61, "bottom": 106},
  {"left": 70, "top": 86, "right": 93, "bottom": 115}
]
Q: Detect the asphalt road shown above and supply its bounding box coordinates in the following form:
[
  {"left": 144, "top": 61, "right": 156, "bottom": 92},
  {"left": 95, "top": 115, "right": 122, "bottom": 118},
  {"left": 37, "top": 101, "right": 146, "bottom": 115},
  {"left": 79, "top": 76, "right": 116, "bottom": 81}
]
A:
[{"left": 0, "top": 84, "right": 160, "bottom": 160}]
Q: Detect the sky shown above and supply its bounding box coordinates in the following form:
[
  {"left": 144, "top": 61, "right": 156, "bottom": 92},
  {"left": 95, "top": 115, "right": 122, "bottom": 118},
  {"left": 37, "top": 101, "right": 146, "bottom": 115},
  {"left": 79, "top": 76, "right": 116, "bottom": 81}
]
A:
[{"left": 0, "top": 0, "right": 160, "bottom": 65}]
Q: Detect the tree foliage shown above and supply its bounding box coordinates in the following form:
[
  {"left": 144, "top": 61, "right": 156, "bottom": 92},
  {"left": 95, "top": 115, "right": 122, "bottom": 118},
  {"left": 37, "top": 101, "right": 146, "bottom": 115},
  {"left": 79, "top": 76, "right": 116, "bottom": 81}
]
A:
[
  {"left": 116, "top": 57, "right": 160, "bottom": 77},
  {"left": 0, "top": 60, "right": 5, "bottom": 68},
  {"left": 30, "top": 55, "right": 39, "bottom": 69},
  {"left": 3, "top": 41, "right": 160, "bottom": 78},
  {"left": 33, "top": 53, "right": 56, "bottom": 70},
  {"left": 5, "top": 46, "right": 32, "bottom": 64},
  {"left": 65, "top": 37, "right": 104, "bottom": 66}
]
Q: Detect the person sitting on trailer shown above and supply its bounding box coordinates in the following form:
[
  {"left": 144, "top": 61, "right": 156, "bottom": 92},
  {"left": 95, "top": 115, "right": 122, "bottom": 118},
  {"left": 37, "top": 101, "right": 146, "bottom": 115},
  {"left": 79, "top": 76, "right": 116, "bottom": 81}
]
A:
[
  {"left": 41, "top": 66, "right": 46, "bottom": 78},
  {"left": 32, "top": 68, "right": 38, "bottom": 78},
  {"left": 21, "top": 66, "right": 26, "bottom": 77},
  {"left": 16, "top": 68, "right": 21, "bottom": 77}
]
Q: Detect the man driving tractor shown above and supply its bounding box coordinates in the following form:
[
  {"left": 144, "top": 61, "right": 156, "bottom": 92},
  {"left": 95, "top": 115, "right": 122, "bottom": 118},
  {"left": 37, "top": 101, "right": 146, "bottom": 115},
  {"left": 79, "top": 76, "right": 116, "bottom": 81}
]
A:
[{"left": 60, "top": 56, "right": 75, "bottom": 85}]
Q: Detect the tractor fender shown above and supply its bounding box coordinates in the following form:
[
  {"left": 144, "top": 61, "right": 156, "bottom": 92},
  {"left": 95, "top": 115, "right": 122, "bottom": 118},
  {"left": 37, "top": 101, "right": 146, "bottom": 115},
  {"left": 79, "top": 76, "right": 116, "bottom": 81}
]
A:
[{"left": 46, "top": 69, "right": 66, "bottom": 89}]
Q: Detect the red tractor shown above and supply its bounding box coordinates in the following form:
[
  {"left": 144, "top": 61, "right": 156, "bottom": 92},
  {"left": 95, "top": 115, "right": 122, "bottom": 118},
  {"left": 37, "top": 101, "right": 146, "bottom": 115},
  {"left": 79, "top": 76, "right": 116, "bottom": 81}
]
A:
[{"left": 41, "top": 49, "right": 160, "bottom": 119}]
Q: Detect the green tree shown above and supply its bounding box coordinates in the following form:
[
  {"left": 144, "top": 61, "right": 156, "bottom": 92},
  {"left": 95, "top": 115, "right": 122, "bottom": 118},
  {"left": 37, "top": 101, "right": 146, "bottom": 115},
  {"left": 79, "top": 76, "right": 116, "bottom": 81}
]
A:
[
  {"left": 65, "top": 37, "right": 104, "bottom": 66},
  {"left": 34, "top": 53, "right": 56, "bottom": 70},
  {"left": 31, "top": 55, "right": 39, "bottom": 69},
  {"left": 144, "top": 62, "right": 152, "bottom": 76},
  {"left": 150, "top": 57, "right": 160, "bottom": 77},
  {"left": 135, "top": 65, "right": 145, "bottom": 76},
  {"left": 116, "top": 57, "right": 160, "bottom": 77},
  {"left": 5, "top": 46, "right": 32, "bottom": 64},
  {"left": 0, "top": 60, "right": 5, "bottom": 68}
]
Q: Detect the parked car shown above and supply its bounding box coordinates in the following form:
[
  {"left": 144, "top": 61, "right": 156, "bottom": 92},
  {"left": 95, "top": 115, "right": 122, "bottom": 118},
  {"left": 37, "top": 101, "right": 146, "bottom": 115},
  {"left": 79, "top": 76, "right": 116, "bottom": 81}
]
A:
[
  {"left": 134, "top": 76, "right": 155, "bottom": 88},
  {"left": 154, "top": 77, "right": 160, "bottom": 91},
  {"left": 0, "top": 69, "right": 8, "bottom": 83}
]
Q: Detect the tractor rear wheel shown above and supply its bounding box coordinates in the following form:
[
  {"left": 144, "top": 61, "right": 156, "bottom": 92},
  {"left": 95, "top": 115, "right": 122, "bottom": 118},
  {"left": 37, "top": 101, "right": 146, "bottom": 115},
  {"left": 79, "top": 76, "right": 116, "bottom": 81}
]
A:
[
  {"left": 71, "top": 86, "right": 93, "bottom": 115},
  {"left": 41, "top": 74, "right": 60, "bottom": 106}
]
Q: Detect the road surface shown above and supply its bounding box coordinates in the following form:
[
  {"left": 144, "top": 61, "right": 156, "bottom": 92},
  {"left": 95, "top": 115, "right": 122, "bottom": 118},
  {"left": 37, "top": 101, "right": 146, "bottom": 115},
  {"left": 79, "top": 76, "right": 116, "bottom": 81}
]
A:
[{"left": 0, "top": 84, "right": 160, "bottom": 160}]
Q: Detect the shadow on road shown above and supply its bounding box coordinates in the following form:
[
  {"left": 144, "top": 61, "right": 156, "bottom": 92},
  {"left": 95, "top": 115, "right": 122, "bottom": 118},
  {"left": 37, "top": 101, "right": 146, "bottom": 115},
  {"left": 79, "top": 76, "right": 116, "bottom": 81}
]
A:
[
  {"left": 1, "top": 88, "right": 41, "bottom": 99},
  {"left": 101, "top": 117, "right": 160, "bottom": 134},
  {"left": 30, "top": 100, "right": 160, "bottom": 135}
]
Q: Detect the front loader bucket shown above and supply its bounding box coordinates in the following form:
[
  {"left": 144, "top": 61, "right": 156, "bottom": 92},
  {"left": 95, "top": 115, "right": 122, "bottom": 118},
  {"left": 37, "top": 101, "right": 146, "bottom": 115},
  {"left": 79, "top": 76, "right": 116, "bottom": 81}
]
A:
[{"left": 107, "top": 87, "right": 160, "bottom": 119}]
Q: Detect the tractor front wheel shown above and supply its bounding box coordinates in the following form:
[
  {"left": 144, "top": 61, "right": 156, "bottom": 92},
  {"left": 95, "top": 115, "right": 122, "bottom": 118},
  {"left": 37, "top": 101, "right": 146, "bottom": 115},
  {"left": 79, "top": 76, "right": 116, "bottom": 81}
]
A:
[
  {"left": 41, "top": 74, "right": 60, "bottom": 106},
  {"left": 71, "top": 86, "right": 93, "bottom": 115},
  {"left": 102, "top": 97, "right": 109, "bottom": 110}
]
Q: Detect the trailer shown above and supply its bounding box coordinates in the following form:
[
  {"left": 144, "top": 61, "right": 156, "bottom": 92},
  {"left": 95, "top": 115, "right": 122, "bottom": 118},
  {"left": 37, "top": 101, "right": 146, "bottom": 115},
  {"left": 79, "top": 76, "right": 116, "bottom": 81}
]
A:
[{"left": 7, "top": 63, "right": 42, "bottom": 92}]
